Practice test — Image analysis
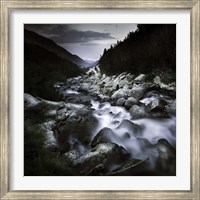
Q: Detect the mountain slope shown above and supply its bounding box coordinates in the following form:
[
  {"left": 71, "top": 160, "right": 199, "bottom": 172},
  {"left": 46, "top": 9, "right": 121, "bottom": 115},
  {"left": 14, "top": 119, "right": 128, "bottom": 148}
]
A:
[
  {"left": 24, "top": 30, "right": 84, "bottom": 100},
  {"left": 24, "top": 29, "right": 94, "bottom": 67},
  {"left": 99, "top": 24, "right": 176, "bottom": 81}
]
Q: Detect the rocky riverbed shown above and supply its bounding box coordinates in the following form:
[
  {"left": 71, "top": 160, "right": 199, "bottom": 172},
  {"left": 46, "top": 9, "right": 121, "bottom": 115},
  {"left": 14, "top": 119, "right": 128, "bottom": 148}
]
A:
[{"left": 24, "top": 66, "right": 176, "bottom": 176}]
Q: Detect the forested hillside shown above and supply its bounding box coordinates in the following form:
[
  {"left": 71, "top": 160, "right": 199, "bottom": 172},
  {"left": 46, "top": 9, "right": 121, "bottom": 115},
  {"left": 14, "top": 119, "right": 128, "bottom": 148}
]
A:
[
  {"left": 25, "top": 29, "right": 93, "bottom": 67},
  {"left": 99, "top": 24, "right": 176, "bottom": 82},
  {"left": 24, "top": 30, "right": 84, "bottom": 100}
]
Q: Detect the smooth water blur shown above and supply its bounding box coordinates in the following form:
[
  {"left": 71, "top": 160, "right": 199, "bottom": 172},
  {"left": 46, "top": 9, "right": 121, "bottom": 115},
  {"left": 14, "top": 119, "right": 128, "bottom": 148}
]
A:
[
  {"left": 91, "top": 100, "right": 132, "bottom": 138},
  {"left": 91, "top": 99, "right": 176, "bottom": 165}
]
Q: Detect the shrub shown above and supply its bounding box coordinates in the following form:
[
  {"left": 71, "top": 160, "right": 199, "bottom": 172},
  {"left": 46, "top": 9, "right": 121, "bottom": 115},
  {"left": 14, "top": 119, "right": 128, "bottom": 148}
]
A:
[{"left": 24, "top": 120, "right": 77, "bottom": 176}]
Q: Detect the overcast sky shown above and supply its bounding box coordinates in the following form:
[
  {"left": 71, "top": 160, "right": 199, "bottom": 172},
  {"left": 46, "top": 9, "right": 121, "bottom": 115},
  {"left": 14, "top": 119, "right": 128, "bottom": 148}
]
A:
[{"left": 25, "top": 24, "right": 137, "bottom": 61}]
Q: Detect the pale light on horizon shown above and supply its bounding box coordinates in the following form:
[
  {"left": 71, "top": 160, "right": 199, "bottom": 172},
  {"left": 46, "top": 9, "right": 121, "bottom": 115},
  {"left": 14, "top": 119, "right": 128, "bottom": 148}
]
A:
[{"left": 25, "top": 24, "right": 138, "bottom": 61}]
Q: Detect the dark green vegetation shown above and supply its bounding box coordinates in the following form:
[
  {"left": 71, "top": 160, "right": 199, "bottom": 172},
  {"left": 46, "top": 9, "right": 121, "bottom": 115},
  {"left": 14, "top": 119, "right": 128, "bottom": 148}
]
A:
[
  {"left": 24, "top": 30, "right": 86, "bottom": 175},
  {"left": 24, "top": 107, "right": 77, "bottom": 176},
  {"left": 24, "top": 123, "right": 76, "bottom": 176},
  {"left": 99, "top": 24, "right": 176, "bottom": 82},
  {"left": 24, "top": 29, "right": 85, "bottom": 101}
]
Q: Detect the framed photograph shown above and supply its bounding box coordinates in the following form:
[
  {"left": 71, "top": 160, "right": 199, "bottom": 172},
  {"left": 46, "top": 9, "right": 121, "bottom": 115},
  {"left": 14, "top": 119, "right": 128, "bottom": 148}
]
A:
[{"left": 0, "top": 0, "right": 199, "bottom": 199}]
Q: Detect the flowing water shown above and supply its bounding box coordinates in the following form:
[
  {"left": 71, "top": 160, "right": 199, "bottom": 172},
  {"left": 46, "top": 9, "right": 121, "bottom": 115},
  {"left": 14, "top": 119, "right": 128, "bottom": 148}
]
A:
[
  {"left": 55, "top": 72, "right": 176, "bottom": 175},
  {"left": 90, "top": 97, "right": 176, "bottom": 173}
]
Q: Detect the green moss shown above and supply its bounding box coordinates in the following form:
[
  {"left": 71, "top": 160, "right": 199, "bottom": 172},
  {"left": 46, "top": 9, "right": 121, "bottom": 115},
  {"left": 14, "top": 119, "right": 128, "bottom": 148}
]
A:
[
  {"left": 145, "top": 73, "right": 155, "bottom": 82},
  {"left": 24, "top": 120, "right": 77, "bottom": 176},
  {"left": 160, "top": 72, "right": 176, "bottom": 84}
]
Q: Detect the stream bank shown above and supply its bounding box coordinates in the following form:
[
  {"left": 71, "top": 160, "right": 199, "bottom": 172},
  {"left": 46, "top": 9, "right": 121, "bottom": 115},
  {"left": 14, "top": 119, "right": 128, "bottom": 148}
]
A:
[{"left": 25, "top": 66, "right": 176, "bottom": 176}]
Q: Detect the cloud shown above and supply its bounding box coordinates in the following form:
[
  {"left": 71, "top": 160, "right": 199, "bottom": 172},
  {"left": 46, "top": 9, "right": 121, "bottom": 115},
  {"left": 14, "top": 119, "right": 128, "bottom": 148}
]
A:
[
  {"left": 24, "top": 24, "right": 137, "bottom": 60},
  {"left": 80, "top": 40, "right": 115, "bottom": 47},
  {"left": 52, "top": 30, "right": 115, "bottom": 44},
  {"left": 24, "top": 24, "right": 116, "bottom": 44},
  {"left": 80, "top": 42, "right": 99, "bottom": 46}
]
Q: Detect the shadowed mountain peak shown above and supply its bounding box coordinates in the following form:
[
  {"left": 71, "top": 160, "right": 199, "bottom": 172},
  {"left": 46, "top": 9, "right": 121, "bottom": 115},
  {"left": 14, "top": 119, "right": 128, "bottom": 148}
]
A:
[{"left": 24, "top": 29, "right": 97, "bottom": 67}]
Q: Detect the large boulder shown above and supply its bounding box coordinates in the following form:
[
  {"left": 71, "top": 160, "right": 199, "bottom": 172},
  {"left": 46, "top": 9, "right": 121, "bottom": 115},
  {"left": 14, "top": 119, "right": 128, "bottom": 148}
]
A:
[
  {"left": 145, "top": 97, "right": 170, "bottom": 118},
  {"left": 54, "top": 109, "right": 98, "bottom": 152},
  {"left": 129, "top": 105, "right": 146, "bottom": 119},
  {"left": 118, "top": 79, "right": 129, "bottom": 88},
  {"left": 111, "top": 89, "right": 128, "bottom": 99},
  {"left": 64, "top": 149, "right": 83, "bottom": 162},
  {"left": 116, "top": 119, "right": 142, "bottom": 137},
  {"left": 116, "top": 98, "right": 126, "bottom": 106},
  {"left": 136, "top": 137, "right": 153, "bottom": 149},
  {"left": 24, "top": 93, "right": 40, "bottom": 108},
  {"left": 125, "top": 97, "right": 138, "bottom": 109},
  {"left": 147, "top": 97, "right": 167, "bottom": 112},
  {"left": 55, "top": 103, "right": 87, "bottom": 122},
  {"left": 27, "top": 99, "right": 66, "bottom": 119},
  {"left": 129, "top": 85, "right": 146, "bottom": 100},
  {"left": 91, "top": 127, "right": 119, "bottom": 147},
  {"left": 134, "top": 74, "right": 146, "bottom": 82},
  {"left": 73, "top": 143, "right": 130, "bottom": 174}
]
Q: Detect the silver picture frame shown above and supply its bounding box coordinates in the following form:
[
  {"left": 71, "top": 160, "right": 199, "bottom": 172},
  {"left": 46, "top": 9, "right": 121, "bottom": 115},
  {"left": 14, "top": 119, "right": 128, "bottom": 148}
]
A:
[{"left": 0, "top": 0, "right": 199, "bottom": 199}]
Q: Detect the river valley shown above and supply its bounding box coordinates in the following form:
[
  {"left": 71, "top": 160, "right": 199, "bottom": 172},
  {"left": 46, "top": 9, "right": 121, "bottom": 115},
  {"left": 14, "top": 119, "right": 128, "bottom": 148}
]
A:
[{"left": 25, "top": 66, "right": 176, "bottom": 176}]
